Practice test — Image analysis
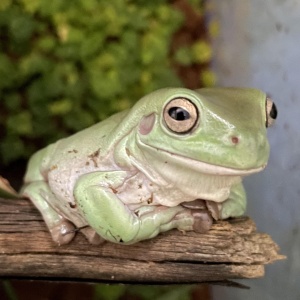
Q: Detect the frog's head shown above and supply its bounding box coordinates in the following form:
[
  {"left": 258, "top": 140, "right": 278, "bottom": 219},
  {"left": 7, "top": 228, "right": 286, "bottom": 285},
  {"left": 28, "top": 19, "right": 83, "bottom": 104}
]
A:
[{"left": 133, "top": 87, "right": 277, "bottom": 176}]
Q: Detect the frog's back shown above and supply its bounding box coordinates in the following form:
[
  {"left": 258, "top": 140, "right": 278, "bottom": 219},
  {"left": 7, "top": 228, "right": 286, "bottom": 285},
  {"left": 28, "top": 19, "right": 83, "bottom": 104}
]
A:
[
  {"left": 23, "top": 110, "right": 129, "bottom": 206},
  {"left": 24, "top": 110, "right": 128, "bottom": 184},
  {"left": 49, "top": 109, "right": 128, "bottom": 168}
]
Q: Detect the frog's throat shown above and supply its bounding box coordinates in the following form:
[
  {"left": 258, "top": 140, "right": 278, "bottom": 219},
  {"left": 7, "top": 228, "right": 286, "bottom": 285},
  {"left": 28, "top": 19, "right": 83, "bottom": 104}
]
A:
[{"left": 137, "top": 140, "right": 266, "bottom": 176}]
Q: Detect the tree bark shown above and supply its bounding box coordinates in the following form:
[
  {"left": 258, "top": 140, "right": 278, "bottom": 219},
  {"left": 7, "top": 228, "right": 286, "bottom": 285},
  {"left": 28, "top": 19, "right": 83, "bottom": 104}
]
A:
[{"left": 0, "top": 198, "right": 285, "bottom": 283}]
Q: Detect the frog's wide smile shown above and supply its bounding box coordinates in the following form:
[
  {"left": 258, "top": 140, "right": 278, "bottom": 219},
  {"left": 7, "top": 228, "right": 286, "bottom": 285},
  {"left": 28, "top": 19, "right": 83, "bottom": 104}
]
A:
[{"left": 137, "top": 139, "right": 266, "bottom": 176}]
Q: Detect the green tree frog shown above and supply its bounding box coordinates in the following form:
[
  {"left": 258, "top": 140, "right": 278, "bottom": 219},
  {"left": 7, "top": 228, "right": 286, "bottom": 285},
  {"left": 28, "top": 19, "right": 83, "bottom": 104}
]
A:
[{"left": 21, "top": 87, "right": 277, "bottom": 245}]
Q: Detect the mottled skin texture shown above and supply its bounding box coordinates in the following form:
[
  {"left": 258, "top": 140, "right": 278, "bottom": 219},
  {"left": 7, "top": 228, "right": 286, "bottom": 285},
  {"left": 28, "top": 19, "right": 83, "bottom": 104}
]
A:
[{"left": 22, "top": 87, "right": 272, "bottom": 245}]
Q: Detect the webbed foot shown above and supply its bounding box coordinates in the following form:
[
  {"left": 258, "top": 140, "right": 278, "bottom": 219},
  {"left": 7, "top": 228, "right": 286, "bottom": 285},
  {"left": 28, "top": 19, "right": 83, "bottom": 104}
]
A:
[
  {"left": 50, "top": 219, "right": 76, "bottom": 245},
  {"left": 81, "top": 227, "right": 106, "bottom": 245},
  {"left": 181, "top": 200, "right": 214, "bottom": 233},
  {"left": 191, "top": 210, "right": 213, "bottom": 233}
]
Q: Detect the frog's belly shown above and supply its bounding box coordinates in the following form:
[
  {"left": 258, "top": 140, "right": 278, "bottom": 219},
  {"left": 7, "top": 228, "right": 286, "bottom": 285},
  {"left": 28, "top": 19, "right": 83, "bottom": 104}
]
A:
[
  {"left": 46, "top": 161, "right": 117, "bottom": 225},
  {"left": 168, "top": 172, "right": 242, "bottom": 206},
  {"left": 116, "top": 171, "right": 241, "bottom": 208}
]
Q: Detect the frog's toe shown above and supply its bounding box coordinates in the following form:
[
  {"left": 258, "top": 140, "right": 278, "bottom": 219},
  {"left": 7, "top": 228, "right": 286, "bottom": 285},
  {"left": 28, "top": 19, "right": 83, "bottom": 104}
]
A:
[
  {"left": 81, "top": 227, "right": 106, "bottom": 245},
  {"left": 191, "top": 210, "right": 213, "bottom": 233},
  {"left": 50, "top": 220, "right": 76, "bottom": 245}
]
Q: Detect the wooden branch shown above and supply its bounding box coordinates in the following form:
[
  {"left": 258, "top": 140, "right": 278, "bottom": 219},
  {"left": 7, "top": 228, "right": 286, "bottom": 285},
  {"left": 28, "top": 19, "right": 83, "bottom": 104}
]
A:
[{"left": 0, "top": 198, "right": 285, "bottom": 283}]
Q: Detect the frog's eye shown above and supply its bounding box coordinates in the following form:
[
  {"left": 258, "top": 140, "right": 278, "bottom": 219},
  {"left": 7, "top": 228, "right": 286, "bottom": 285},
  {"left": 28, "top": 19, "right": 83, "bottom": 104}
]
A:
[
  {"left": 266, "top": 97, "right": 277, "bottom": 127},
  {"left": 163, "top": 98, "right": 198, "bottom": 134}
]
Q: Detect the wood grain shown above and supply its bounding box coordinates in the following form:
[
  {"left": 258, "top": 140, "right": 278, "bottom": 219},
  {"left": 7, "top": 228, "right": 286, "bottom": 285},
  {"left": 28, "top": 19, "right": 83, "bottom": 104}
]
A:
[{"left": 0, "top": 198, "right": 285, "bottom": 283}]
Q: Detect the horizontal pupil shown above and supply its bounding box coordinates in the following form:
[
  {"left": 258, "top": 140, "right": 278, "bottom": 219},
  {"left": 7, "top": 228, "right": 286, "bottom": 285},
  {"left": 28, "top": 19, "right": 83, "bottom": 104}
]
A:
[{"left": 168, "top": 107, "right": 190, "bottom": 121}]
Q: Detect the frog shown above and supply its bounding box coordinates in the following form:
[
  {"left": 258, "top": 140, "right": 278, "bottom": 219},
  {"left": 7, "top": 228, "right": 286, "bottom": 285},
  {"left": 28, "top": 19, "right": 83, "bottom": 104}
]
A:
[{"left": 20, "top": 87, "right": 277, "bottom": 245}]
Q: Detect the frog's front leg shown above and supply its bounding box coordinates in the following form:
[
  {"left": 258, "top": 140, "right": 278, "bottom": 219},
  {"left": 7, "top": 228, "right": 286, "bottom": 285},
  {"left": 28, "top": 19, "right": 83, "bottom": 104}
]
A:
[
  {"left": 74, "top": 171, "right": 212, "bottom": 244},
  {"left": 74, "top": 171, "right": 138, "bottom": 243},
  {"left": 220, "top": 182, "right": 247, "bottom": 219},
  {"left": 22, "top": 181, "right": 76, "bottom": 245}
]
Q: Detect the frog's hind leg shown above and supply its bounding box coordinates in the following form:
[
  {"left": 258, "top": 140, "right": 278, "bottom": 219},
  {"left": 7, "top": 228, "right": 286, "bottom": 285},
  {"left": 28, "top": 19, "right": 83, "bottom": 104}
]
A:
[{"left": 22, "top": 181, "right": 76, "bottom": 245}]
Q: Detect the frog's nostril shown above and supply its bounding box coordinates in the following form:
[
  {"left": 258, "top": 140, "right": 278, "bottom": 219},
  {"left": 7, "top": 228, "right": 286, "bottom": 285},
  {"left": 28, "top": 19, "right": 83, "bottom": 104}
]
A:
[{"left": 231, "top": 136, "right": 239, "bottom": 145}]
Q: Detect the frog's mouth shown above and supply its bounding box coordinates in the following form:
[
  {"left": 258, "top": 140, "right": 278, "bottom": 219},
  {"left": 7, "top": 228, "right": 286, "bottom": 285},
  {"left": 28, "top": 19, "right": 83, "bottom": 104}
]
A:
[{"left": 137, "top": 140, "right": 266, "bottom": 176}]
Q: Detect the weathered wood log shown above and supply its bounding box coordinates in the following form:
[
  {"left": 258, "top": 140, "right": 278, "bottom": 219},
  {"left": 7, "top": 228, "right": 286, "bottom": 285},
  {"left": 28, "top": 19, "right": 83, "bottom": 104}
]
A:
[{"left": 0, "top": 198, "right": 285, "bottom": 283}]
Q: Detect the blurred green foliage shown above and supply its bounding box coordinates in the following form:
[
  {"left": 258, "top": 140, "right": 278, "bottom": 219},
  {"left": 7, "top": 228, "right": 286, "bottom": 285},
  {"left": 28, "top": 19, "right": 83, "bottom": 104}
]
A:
[
  {"left": 1, "top": 281, "right": 196, "bottom": 300},
  {"left": 0, "top": 0, "right": 212, "bottom": 164},
  {"left": 94, "top": 284, "right": 194, "bottom": 300}
]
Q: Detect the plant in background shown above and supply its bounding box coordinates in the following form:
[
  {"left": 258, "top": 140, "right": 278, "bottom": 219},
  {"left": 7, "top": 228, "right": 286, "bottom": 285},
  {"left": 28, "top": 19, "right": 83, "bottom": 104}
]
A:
[
  {"left": 94, "top": 284, "right": 194, "bottom": 300},
  {"left": 0, "top": 2, "right": 216, "bottom": 299},
  {"left": 0, "top": 0, "right": 215, "bottom": 165}
]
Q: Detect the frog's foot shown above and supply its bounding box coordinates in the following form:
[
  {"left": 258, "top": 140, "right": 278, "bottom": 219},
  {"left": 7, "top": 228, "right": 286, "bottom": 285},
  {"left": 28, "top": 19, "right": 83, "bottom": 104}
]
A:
[
  {"left": 191, "top": 210, "right": 213, "bottom": 233},
  {"left": 181, "top": 200, "right": 214, "bottom": 233},
  {"left": 81, "top": 227, "right": 106, "bottom": 245},
  {"left": 50, "top": 219, "right": 76, "bottom": 245}
]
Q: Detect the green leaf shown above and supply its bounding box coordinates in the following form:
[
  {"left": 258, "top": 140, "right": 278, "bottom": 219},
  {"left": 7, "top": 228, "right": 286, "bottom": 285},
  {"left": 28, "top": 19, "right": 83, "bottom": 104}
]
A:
[
  {"left": 191, "top": 40, "right": 213, "bottom": 64},
  {"left": 64, "top": 109, "right": 95, "bottom": 131},
  {"left": 93, "top": 284, "right": 126, "bottom": 300},
  {"left": 174, "top": 47, "right": 193, "bottom": 66},
  {"left": 0, "top": 0, "right": 12, "bottom": 11},
  {"left": 0, "top": 136, "right": 26, "bottom": 164},
  {"left": 7, "top": 111, "right": 33, "bottom": 136},
  {"left": 2, "top": 280, "right": 19, "bottom": 300},
  {"left": 128, "top": 285, "right": 193, "bottom": 300},
  {"left": 201, "top": 69, "right": 216, "bottom": 87},
  {"left": 48, "top": 98, "right": 73, "bottom": 115},
  {"left": 3, "top": 93, "right": 21, "bottom": 111},
  {"left": 89, "top": 69, "right": 123, "bottom": 99},
  {"left": 19, "top": 0, "right": 41, "bottom": 13},
  {"left": 9, "top": 11, "right": 35, "bottom": 43},
  {"left": 20, "top": 53, "right": 53, "bottom": 77},
  {"left": 36, "top": 36, "right": 56, "bottom": 52},
  {"left": 80, "top": 32, "right": 105, "bottom": 59},
  {"left": 0, "top": 54, "right": 16, "bottom": 89}
]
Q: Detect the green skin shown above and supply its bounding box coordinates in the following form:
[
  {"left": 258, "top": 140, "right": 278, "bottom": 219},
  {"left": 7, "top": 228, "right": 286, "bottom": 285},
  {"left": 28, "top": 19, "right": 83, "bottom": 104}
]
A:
[{"left": 22, "top": 87, "right": 270, "bottom": 245}]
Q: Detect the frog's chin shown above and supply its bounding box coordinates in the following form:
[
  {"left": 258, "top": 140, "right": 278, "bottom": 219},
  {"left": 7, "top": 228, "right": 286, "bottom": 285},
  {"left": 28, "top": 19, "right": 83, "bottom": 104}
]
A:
[{"left": 138, "top": 141, "right": 266, "bottom": 176}]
